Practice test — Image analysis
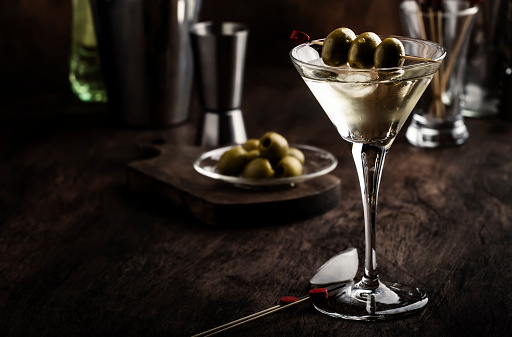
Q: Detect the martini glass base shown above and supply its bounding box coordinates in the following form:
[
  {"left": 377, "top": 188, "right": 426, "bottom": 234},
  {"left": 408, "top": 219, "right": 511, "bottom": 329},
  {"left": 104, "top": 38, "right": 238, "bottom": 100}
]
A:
[{"left": 314, "top": 280, "right": 428, "bottom": 321}]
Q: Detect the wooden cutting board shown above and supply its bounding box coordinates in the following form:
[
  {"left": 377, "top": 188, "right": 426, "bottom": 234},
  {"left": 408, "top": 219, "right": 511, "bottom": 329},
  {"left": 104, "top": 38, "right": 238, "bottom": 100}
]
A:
[{"left": 127, "top": 144, "right": 341, "bottom": 226}]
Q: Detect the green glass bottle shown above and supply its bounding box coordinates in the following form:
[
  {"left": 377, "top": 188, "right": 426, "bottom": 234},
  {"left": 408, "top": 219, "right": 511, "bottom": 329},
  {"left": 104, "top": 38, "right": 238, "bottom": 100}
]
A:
[{"left": 69, "top": 0, "right": 107, "bottom": 102}]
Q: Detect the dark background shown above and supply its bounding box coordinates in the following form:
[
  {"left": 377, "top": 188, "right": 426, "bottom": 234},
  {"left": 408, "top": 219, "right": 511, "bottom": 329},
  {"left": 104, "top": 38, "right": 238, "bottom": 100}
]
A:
[{"left": 0, "top": 0, "right": 404, "bottom": 103}]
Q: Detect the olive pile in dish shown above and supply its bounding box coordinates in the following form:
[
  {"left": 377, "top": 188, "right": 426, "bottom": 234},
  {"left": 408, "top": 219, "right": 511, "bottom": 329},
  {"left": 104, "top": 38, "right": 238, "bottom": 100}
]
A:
[{"left": 217, "top": 132, "right": 305, "bottom": 179}]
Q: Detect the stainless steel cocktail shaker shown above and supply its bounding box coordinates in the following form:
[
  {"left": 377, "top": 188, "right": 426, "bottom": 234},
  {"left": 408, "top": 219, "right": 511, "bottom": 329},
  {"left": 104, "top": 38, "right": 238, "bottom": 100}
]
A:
[{"left": 90, "top": 0, "right": 201, "bottom": 128}]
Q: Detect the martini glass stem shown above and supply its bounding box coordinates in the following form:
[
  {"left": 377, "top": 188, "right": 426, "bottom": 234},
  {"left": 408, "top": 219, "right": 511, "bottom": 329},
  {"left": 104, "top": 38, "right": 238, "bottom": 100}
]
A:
[{"left": 350, "top": 142, "right": 388, "bottom": 290}]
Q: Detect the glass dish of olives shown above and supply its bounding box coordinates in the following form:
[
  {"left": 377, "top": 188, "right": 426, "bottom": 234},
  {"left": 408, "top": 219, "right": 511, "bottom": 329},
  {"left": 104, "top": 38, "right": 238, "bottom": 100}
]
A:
[{"left": 193, "top": 144, "right": 337, "bottom": 189}]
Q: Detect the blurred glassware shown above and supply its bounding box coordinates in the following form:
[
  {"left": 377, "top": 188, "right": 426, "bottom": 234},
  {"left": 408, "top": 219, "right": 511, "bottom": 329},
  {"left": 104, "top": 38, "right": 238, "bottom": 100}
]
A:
[
  {"left": 499, "top": 0, "right": 512, "bottom": 120},
  {"left": 69, "top": 0, "right": 107, "bottom": 103},
  {"left": 460, "top": 0, "right": 512, "bottom": 118},
  {"left": 400, "top": 0, "right": 478, "bottom": 148},
  {"left": 90, "top": 0, "right": 201, "bottom": 128}
]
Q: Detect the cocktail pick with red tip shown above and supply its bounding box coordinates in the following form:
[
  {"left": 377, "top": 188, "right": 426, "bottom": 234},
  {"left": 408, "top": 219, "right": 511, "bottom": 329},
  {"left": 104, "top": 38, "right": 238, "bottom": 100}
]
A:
[
  {"left": 290, "top": 30, "right": 324, "bottom": 47},
  {"left": 191, "top": 286, "right": 337, "bottom": 337},
  {"left": 279, "top": 296, "right": 299, "bottom": 305},
  {"left": 309, "top": 287, "right": 329, "bottom": 300},
  {"left": 290, "top": 30, "right": 441, "bottom": 64},
  {"left": 290, "top": 30, "right": 311, "bottom": 46}
]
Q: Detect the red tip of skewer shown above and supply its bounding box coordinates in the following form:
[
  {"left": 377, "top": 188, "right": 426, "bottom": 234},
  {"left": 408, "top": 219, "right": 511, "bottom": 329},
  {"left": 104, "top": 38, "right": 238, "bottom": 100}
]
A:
[
  {"left": 290, "top": 30, "right": 311, "bottom": 46},
  {"left": 279, "top": 296, "right": 299, "bottom": 305},
  {"left": 309, "top": 288, "right": 328, "bottom": 300}
]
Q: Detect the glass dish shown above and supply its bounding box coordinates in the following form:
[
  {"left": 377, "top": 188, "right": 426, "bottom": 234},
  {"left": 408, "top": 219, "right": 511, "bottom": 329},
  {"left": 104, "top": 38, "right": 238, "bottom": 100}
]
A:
[{"left": 193, "top": 144, "right": 337, "bottom": 188}]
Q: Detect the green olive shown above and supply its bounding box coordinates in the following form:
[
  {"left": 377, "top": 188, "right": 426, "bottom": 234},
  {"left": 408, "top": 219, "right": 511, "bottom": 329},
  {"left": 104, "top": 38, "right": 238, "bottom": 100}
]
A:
[
  {"left": 259, "top": 132, "right": 289, "bottom": 161},
  {"left": 374, "top": 37, "right": 405, "bottom": 68},
  {"left": 242, "top": 138, "right": 260, "bottom": 151},
  {"left": 275, "top": 156, "right": 303, "bottom": 178},
  {"left": 216, "top": 146, "right": 248, "bottom": 176},
  {"left": 321, "top": 27, "right": 356, "bottom": 67},
  {"left": 242, "top": 158, "right": 275, "bottom": 179},
  {"left": 246, "top": 149, "right": 260, "bottom": 161},
  {"left": 348, "top": 32, "right": 382, "bottom": 69},
  {"left": 287, "top": 147, "right": 305, "bottom": 165}
]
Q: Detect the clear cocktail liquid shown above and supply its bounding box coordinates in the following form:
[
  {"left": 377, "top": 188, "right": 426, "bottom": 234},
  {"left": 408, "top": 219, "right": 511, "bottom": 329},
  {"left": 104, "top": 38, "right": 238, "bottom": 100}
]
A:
[{"left": 302, "top": 62, "right": 430, "bottom": 145}]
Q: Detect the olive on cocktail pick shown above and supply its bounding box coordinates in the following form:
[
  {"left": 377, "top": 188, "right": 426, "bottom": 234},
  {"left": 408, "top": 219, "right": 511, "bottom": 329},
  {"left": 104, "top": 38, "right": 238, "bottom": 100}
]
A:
[
  {"left": 374, "top": 37, "right": 406, "bottom": 68},
  {"left": 348, "top": 32, "right": 382, "bottom": 69},
  {"left": 321, "top": 27, "right": 356, "bottom": 67}
]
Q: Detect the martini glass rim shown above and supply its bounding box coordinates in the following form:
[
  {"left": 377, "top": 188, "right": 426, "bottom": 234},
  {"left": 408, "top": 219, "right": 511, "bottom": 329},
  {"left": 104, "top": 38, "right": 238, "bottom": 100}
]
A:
[{"left": 290, "top": 35, "right": 446, "bottom": 76}]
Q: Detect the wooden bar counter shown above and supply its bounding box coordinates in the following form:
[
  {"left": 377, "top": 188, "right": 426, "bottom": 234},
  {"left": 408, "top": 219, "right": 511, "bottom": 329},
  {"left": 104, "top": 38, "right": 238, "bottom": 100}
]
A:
[{"left": 1, "top": 63, "right": 511, "bottom": 336}]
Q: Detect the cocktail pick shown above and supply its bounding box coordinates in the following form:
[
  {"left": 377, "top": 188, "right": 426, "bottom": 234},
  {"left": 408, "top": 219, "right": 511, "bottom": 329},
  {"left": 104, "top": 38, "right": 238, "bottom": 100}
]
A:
[
  {"left": 290, "top": 30, "right": 311, "bottom": 45},
  {"left": 414, "top": 1, "right": 428, "bottom": 39},
  {"left": 190, "top": 295, "right": 302, "bottom": 337},
  {"left": 423, "top": 0, "right": 445, "bottom": 118},
  {"left": 439, "top": 12, "right": 474, "bottom": 92},
  {"left": 191, "top": 287, "right": 337, "bottom": 337},
  {"left": 191, "top": 248, "right": 358, "bottom": 336},
  {"left": 416, "top": 0, "right": 478, "bottom": 118},
  {"left": 289, "top": 30, "right": 441, "bottom": 64}
]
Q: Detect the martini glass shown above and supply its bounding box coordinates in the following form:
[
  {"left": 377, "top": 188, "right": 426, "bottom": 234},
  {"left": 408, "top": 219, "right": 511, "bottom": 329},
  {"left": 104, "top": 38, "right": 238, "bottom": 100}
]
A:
[{"left": 290, "top": 36, "right": 445, "bottom": 320}]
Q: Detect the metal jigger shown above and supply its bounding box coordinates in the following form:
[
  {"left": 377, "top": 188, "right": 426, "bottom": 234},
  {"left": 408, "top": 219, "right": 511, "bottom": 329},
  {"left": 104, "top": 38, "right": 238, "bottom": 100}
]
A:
[{"left": 190, "top": 21, "right": 248, "bottom": 147}]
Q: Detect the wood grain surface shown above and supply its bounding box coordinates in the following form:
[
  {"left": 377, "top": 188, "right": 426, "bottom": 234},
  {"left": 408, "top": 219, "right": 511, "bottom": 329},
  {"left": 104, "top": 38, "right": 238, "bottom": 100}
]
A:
[
  {"left": 1, "top": 63, "right": 511, "bottom": 336},
  {"left": 1, "top": 0, "right": 512, "bottom": 336}
]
